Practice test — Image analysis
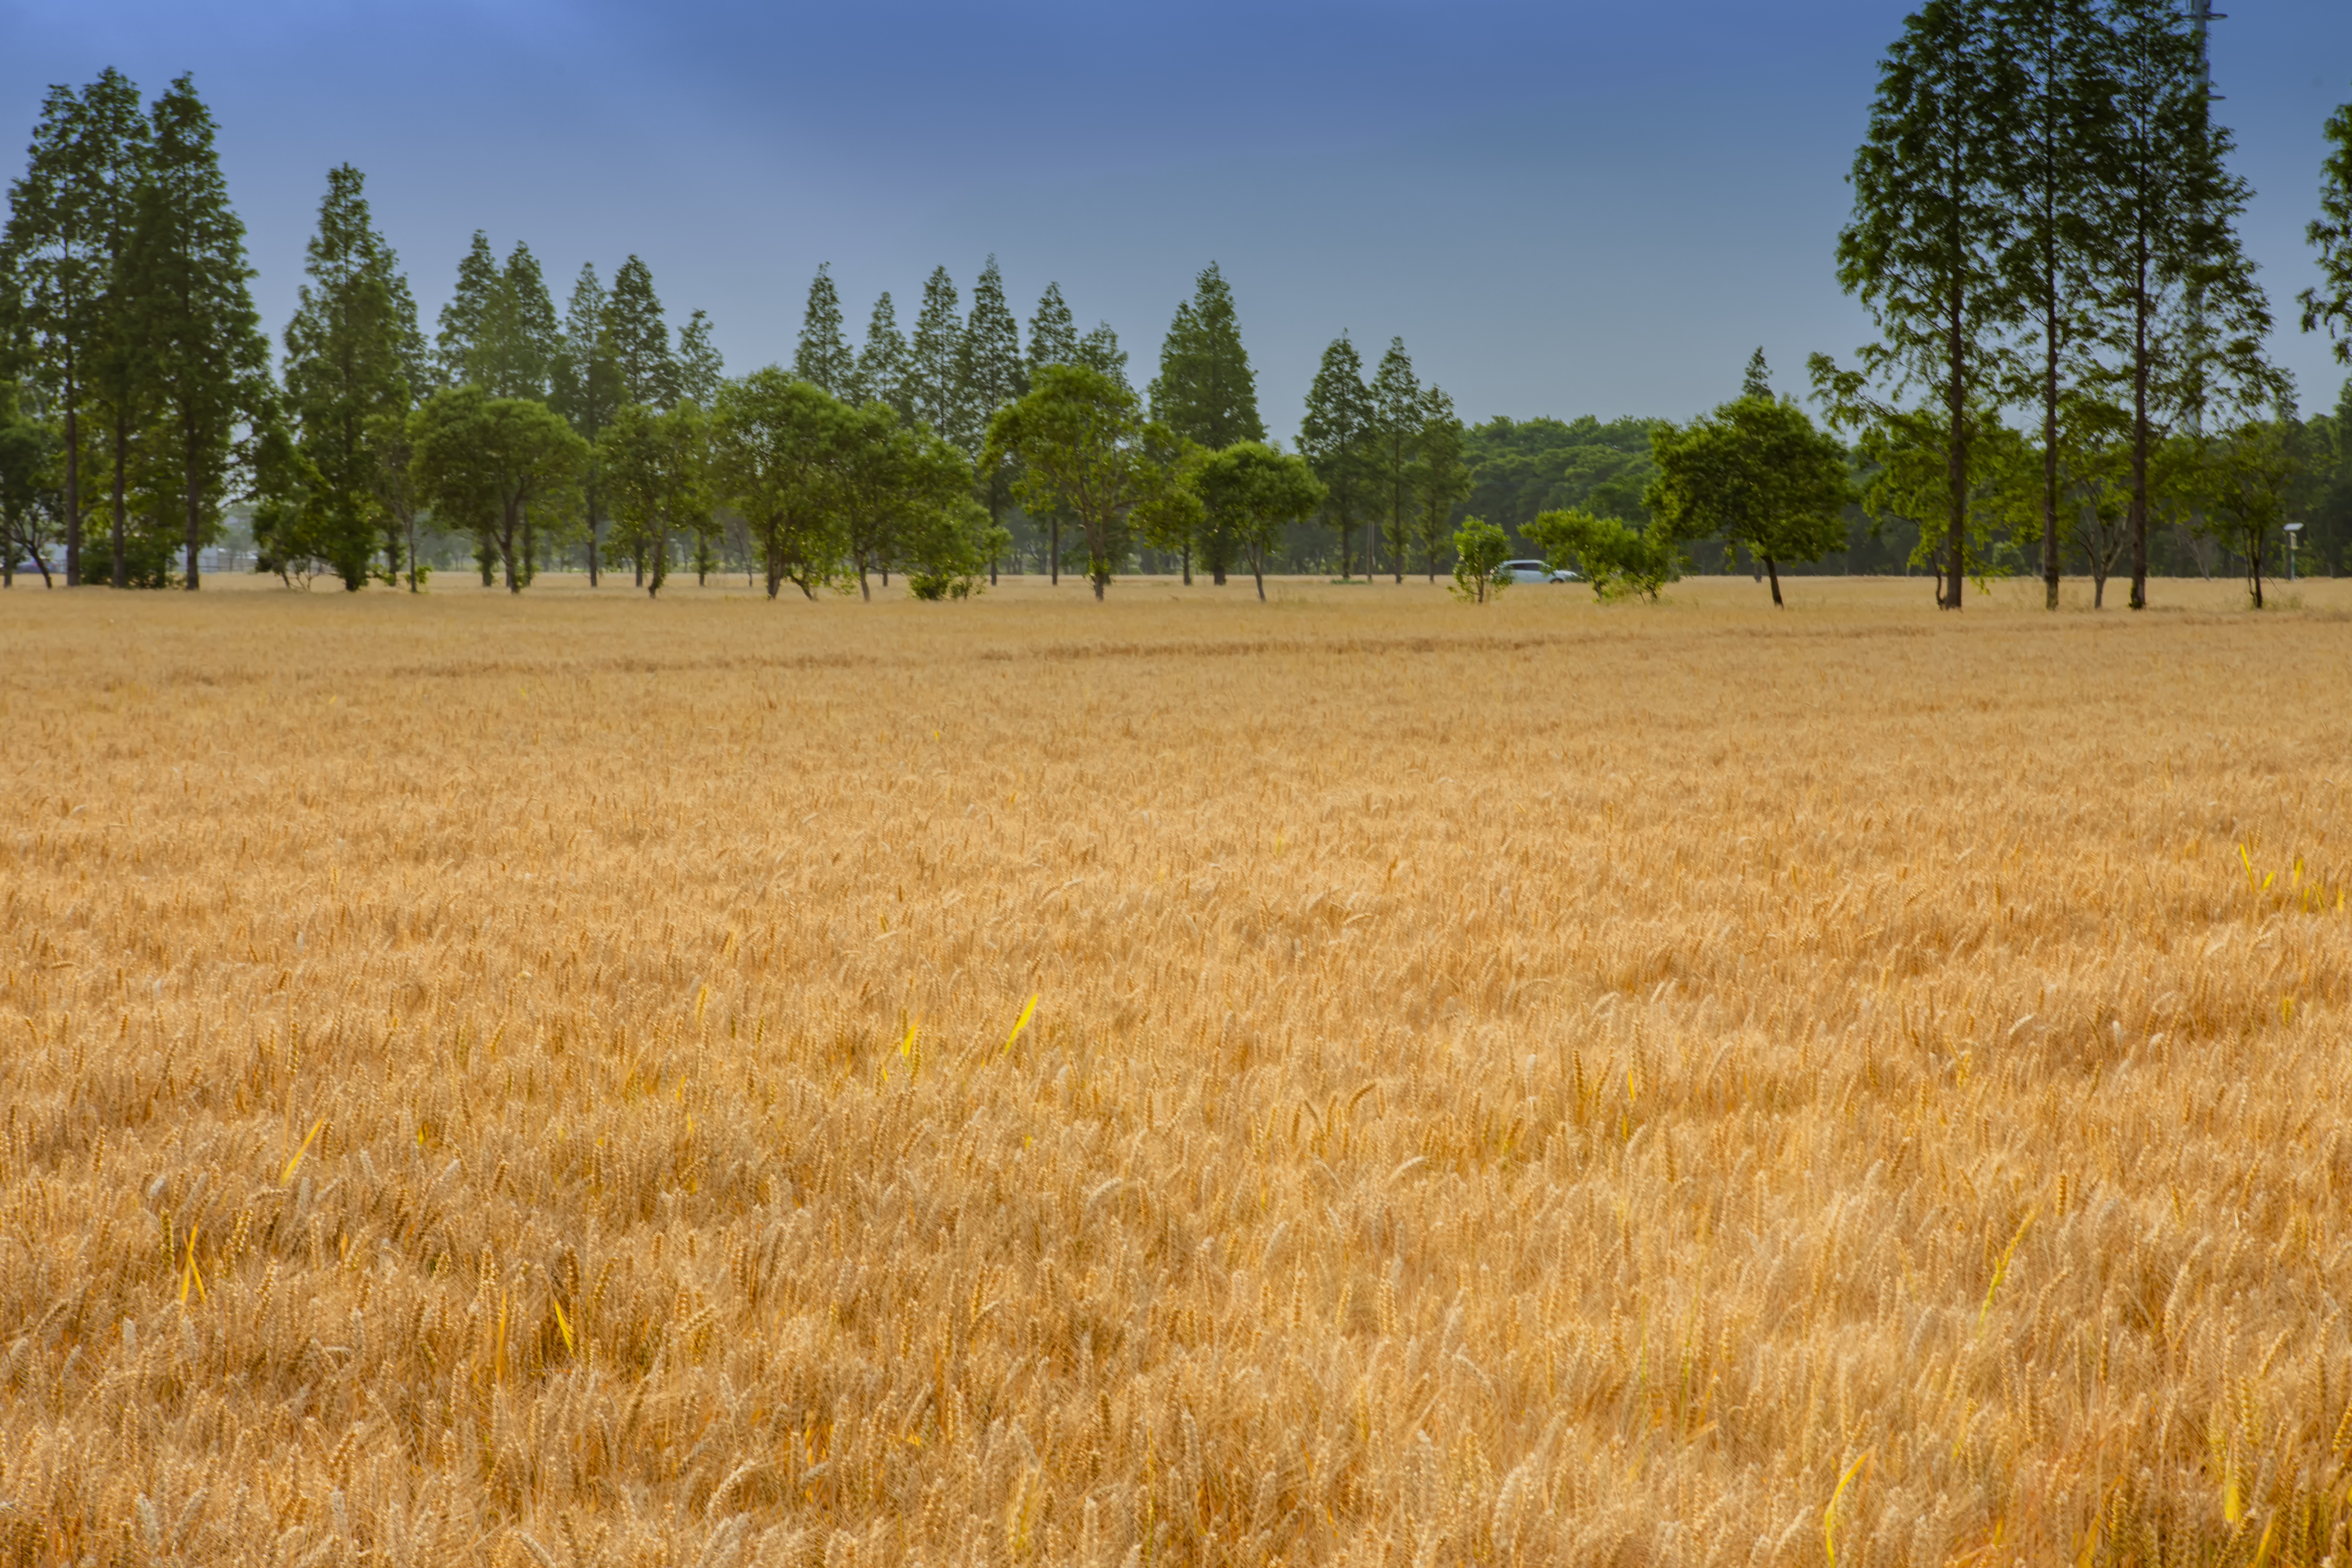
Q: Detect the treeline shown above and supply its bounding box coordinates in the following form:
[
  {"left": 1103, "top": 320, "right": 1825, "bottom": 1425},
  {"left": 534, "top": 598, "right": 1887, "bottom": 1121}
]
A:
[{"left": 5, "top": 20, "right": 2352, "bottom": 604}]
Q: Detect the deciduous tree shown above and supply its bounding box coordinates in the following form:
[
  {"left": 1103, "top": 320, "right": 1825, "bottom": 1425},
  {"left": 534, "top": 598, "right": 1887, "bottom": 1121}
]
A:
[
  {"left": 1193, "top": 440, "right": 1325, "bottom": 600},
  {"left": 1645, "top": 391, "right": 1851, "bottom": 606},
  {"left": 709, "top": 366, "right": 846, "bottom": 600},
  {"left": 408, "top": 385, "right": 584, "bottom": 592},
  {"left": 984, "top": 363, "right": 1172, "bottom": 600},
  {"left": 601, "top": 399, "right": 707, "bottom": 597}
]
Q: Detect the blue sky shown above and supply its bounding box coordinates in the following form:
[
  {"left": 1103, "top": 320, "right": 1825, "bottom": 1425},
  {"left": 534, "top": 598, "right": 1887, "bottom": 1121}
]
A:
[{"left": 5, "top": 0, "right": 2349, "bottom": 434}]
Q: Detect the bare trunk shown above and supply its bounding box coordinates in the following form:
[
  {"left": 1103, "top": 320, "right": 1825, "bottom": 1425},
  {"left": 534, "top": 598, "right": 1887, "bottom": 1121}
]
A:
[
  {"left": 2042, "top": 278, "right": 2061, "bottom": 611},
  {"left": 2128, "top": 237, "right": 2151, "bottom": 611},
  {"left": 586, "top": 481, "right": 601, "bottom": 587},
  {"left": 62, "top": 401, "right": 81, "bottom": 587},
  {"left": 1050, "top": 517, "right": 1059, "bottom": 586},
  {"left": 1253, "top": 549, "right": 1266, "bottom": 601},
  {"left": 1942, "top": 285, "right": 1966, "bottom": 611},
  {"left": 183, "top": 418, "right": 202, "bottom": 590},
  {"left": 111, "top": 422, "right": 128, "bottom": 588},
  {"left": 1765, "top": 555, "right": 1783, "bottom": 607}
]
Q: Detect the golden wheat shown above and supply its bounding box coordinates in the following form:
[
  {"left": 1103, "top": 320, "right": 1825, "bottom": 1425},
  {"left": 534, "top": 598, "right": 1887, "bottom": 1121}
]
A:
[{"left": 3, "top": 574, "right": 2351, "bottom": 1568}]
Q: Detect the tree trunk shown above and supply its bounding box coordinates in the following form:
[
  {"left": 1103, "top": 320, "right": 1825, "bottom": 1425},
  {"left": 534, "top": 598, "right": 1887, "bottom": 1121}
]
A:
[
  {"left": 1942, "top": 284, "right": 1966, "bottom": 611},
  {"left": 111, "top": 423, "right": 129, "bottom": 588},
  {"left": 407, "top": 516, "right": 420, "bottom": 591},
  {"left": 586, "top": 482, "right": 601, "bottom": 587},
  {"left": 2128, "top": 235, "right": 2151, "bottom": 611},
  {"left": 1765, "top": 555, "right": 1783, "bottom": 607},
  {"left": 62, "top": 400, "right": 80, "bottom": 587},
  {"left": 2042, "top": 279, "right": 2061, "bottom": 611},
  {"left": 182, "top": 416, "right": 201, "bottom": 587},
  {"left": 1253, "top": 548, "right": 1266, "bottom": 601}
]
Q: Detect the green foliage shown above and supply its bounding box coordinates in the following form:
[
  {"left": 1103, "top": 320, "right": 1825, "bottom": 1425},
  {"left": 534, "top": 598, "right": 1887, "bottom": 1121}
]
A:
[
  {"left": 793, "top": 264, "right": 856, "bottom": 399},
  {"left": 603, "top": 255, "right": 675, "bottom": 410},
  {"left": 0, "top": 378, "right": 62, "bottom": 583},
  {"left": 1831, "top": 0, "right": 2015, "bottom": 609},
  {"left": 984, "top": 363, "right": 1174, "bottom": 599},
  {"left": 1448, "top": 516, "right": 1511, "bottom": 602},
  {"left": 116, "top": 74, "right": 272, "bottom": 589},
  {"left": 708, "top": 366, "right": 848, "bottom": 600},
  {"left": 1847, "top": 402, "right": 2037, "bottom": 587},
  {"left": 832, "top": 402, "right": 972, "bottom": 600},
  {"left": 907, "top": 265, "right": 964, "bottom": 438},
  {"left": 1, "top": 66, "right": 148, "bottom": 584},
  {"left": 1526, "top": 507, "right": 1682, "bottom": 601},
  {"left": 1645, "top": 394, "right": 1851, "bottom": 606},
  {"left": 1298, "top": 334, "right": 1376, "bottom": 578},
  {"left": 600, "top": 400, "right": 707, "bottom": 597},
  {"left": 407, "top": 385, "right": 586, "bottom": 592},
  {"left": 903, "top": 497, "right": 1000, "bottom": 601},
  {"left": 856, "top": 291, "right": 910, "bottom": 423},
  {"left": 2306, "top": 87, "right": 2352, "bottom": 365},
  {"left": 1193, "top": 440, "right": 1325, "bottom": 600},
  {"left": 2188, "top": 416, "right": 2295, "bottom": 607},
  {"left": 435, "top": 235, "right": 558, "bottom": 400},
  {"left": 1461, "top": 415, "right": 1660, "bottom": 540},
  {"left": 1369, "top": 338, "right": 1419, "bottom": 581},
  {"left": 1408, "top": 387, "right": 1472, "bottom": 579},
  {"left": 279, "top": 164, "right": 420, "bottom": 589},
  {"left": 1026, "top": 284, "right": 1078, "bottom": 379},
  {"left": 674, "top": 309, "right": 722, "bottom": 412},
  {"left": 1150, "top": 262, "right": 1264, "bottom": 453}
]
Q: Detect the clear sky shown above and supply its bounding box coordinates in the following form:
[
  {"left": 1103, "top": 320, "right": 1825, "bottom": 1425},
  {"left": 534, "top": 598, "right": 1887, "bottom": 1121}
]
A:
[{"left": 5, "top": 1, "right": 2349, "bottom": 435}]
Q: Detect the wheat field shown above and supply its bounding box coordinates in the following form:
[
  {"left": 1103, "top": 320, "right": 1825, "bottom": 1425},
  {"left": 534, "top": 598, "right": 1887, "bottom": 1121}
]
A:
[{"left": 3, "top": 574, "right": 2351, "bottom": 1568}]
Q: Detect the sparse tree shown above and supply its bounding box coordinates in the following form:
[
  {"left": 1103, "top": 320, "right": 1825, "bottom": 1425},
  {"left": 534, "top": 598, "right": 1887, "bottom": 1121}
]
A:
[
  {"left": 1450, "top": 516, "right": 1511, "bottom": 602},
  {"left": 1408, "top": 386, "right": 1473, "bottom": 580}
]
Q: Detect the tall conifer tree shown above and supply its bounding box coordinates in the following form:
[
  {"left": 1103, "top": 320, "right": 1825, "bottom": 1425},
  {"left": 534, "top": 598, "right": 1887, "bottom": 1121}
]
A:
[
  {"left": 116, "top": 74, "right": 268, "bottom": 589},
  {"left": 1827, "top": 0, "right": 2014, "bottom": 610},
  {"left": 793, "top": 264, "right": 856, "bottom": 397},
  {"left": 957, "top": 256, "right": 1026, "bottom": 581},
  {"left": 856, "top": 292, "right": 910, "bottom": 422},
  {"left": 1149, "top": 262, "right": 1263, "bottom": 450},
  {"left": 0, "top": 67, "right": 147, "bottom": 585},
  {"left": 435, "top": 232, "right": 502, "bottom": 389},
  {"left": 552, "top": 264, "right": 619, "bottom": 584},
  {"left": 1026, "top": 283, "right": 1079, "bottom": 377},
  {"left": 906, "top": 264, "right": 964, "bottom": 435},
  {"left": 1993, "top": 0, "right": 2107, "bottom": 610},
  {"left": 2303, "top": 86, "right": 2352, "bottom": 362},
  {"left": 2094, "top": 0, "right": 2275, "bottom": 607},
  {"left": 1369, "top": 338, "right": 1420, "bottom": 582},
  {"left": 675, "top": 308, "right": 722, "bottom": 410},
  {"left": 603, "top": 254, "right": 675, "bottom": 409},
  {"left": 1299, "top": 333, "right": 1375, "bottom": 579},
  {"left": 278, "top": 162, "right": 421, "bottom": 588}
]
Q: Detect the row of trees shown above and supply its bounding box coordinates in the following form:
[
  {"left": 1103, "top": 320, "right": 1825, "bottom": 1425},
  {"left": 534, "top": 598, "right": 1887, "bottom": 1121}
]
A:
[{"left": 6, "top": 28, "right": 2351, "bottom": 605}]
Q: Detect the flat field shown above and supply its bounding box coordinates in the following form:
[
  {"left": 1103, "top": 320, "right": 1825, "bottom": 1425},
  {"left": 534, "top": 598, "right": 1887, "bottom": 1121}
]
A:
[{"left": 4, "top": 574, "right": 2352, "bottom": 1568}]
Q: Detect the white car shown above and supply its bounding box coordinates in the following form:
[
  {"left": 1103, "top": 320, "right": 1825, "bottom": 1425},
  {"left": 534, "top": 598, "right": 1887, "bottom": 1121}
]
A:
[{"left": 1494, "top": 559, "right": 1578, "bottom": 584}]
